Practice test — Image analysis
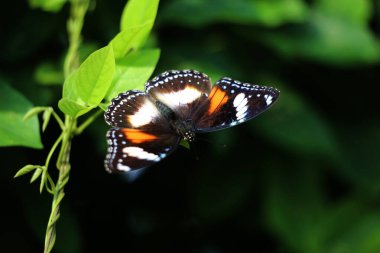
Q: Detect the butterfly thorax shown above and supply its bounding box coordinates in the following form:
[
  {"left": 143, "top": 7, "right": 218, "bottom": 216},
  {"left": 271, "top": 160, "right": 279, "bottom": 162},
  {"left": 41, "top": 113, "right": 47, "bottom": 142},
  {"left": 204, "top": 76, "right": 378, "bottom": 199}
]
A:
[{"left": 154, "top": 100, "right": 196, "bottom": 142}]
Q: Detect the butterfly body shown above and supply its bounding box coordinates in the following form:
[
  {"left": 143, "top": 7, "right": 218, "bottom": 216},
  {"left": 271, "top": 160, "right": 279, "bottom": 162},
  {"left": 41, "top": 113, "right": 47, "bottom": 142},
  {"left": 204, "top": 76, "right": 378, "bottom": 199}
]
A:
[{"left": 104, "top": 70, "right": 279, "bottom": 173}]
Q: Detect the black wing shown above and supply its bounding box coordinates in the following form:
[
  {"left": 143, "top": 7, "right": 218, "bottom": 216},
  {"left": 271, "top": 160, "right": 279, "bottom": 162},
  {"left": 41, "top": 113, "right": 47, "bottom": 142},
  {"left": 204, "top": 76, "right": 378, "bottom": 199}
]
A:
[{"left": 194, "top": 77, "right": 280, "bottom": 132}]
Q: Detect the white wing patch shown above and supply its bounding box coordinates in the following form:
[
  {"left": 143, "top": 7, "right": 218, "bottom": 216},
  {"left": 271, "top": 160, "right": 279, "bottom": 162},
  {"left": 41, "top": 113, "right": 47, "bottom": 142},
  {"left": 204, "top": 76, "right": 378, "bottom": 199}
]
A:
[
  {"left": 122, "top": 147, "right": 160, "bottom": 162},
  {"left": 117, "top": 164, "right": 131, "bottom": 172},
  {"left": 155, "top": 86, "right": 202, "bottom": 108},
  {"left": 264, "top": 94, "right": 273, "bottom": 105},
  {"left": 128, "top": 99, "right": 160, "bottom": 127},
  {"left": 233, "top": 93, "right": 245, "bottom": 107},
  {"left": 233, "top": 93, "right": 249, "bottom": 121}
]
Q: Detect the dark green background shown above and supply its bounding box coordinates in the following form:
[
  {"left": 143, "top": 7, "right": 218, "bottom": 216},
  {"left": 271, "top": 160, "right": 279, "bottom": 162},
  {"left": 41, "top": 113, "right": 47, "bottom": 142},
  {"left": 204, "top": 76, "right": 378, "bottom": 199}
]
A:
[{"left": 2, "top": 0, "right": 380, "bottom": 252}]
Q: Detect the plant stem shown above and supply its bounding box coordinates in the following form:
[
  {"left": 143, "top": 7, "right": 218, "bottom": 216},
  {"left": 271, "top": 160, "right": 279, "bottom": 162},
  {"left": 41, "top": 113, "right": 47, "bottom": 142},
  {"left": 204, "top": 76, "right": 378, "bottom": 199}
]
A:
[
  {"left": 43, "top": 0, "right": 89, "bottom": 252},
  {"left": 44, "top": 117, "right": 75, "bottom": 253}
]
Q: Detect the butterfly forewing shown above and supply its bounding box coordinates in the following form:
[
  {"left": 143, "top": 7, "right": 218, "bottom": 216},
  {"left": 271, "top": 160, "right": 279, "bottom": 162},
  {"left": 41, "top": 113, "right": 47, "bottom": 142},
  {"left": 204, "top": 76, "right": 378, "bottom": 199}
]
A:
[
  {"left": 104, "top": 90, "right": 170, "bottom": 131},
  {"left": 145, "top": 70, "right": 212, "bottom": 120},
  {"left": 105, "top": 128, "right": 180, "bottom": 173},
  {"left": 195, "top": 77, "right": 279, "bottom": 132}
]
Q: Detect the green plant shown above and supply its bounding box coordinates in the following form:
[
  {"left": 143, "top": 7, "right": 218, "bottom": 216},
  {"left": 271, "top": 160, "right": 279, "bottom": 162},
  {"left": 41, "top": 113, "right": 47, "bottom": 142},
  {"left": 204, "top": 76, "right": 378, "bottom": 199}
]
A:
[{"left": 10, "top": 0, "right": 160, "bottom": 252}]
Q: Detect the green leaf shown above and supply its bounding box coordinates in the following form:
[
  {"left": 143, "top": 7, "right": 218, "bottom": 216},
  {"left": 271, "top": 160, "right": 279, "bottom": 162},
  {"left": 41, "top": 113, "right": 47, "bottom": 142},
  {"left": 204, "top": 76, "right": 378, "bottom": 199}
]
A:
[
  {"left": 110, "top": 0, "right": 159, "bottom": 59},
  {"left": 42, "top": 108, "right": 52, "bottom": 132},
  {"left": 39, "top": 168, "right": 47, "bottom": 193},
  {"left": 327, "top": 213, "right": 380, "bottom": 253},
  {"left": 58, "top": 98, "right": 94, "bottom": 118},
  {"left": 34, "top": 61, "right": 63, "bottom": 85},
  {"left": 76, "top": 45, "right": 115, "bottom": 106},
  {"left": 60, "top": 70, "right": 93, "bottom": 117},
  {"left": 14, "top": 165, "right": 41, "bottom": 178},
  {"left": 110, "top": 25, "right": 154, "bottom": 59},
  {"left": 30, "top": 168, "right": 43, "bottom": 183},
  {"left": 265, "top": 164, "right": 380, "bottom": 253},
  {"left": 315, "top": 0, "right": 371, "bottom": 26},
  {"left": 28, "top": 0, "right": 67, "bottom": 12},
  {"left": 62, "top": 69, "right": 81, "bottom": 101},
  {"left": 120, "top": 0, "right": 159, "bottom": 31},
  {"left": 0, "top": 80, "right": 42, "bottom": 148},
  {"left": 105, "top": 49, "right": 160, "bottom": 101},
  {"left": 259, "top": 11, "right": 380, "bottom": 65},
  {"left": 160, "top": 0, "right": 307, "bottom": 27},
  {"left": 23, "top": 106, "right": 47, "bottom": 121}
]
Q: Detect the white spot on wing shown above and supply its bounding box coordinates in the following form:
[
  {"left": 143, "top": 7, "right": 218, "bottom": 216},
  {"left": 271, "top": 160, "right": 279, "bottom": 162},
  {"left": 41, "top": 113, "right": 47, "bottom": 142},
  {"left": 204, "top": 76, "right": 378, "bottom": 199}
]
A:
[
  {"left": 233, "top": 93, "right": 245, "bottom": 107},
  {"left": 128, "top": 99, "right": 160, "bottom": 127},
  {"left": 155, "top": 86, "right": 202, "bottom": 107},
  {"left": 233, "top": 93, "right": 249, "bottom": 121},
  {"left": 264, "top": 94, "right": 273, "bottom": 105},
  {"left": 123, "top": 147, "right": 160, "bottom": 162},
  {"left": 117, "top": 164, "right": 131, "bottom": 172}
]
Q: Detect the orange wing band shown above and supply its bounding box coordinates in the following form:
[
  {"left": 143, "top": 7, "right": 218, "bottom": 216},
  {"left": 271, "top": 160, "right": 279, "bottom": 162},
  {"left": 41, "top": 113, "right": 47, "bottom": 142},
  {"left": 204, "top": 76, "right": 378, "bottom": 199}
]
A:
[
  {"left": 207, "top": 86, "right": 228, "bottom": 115},
  {"left": 122, "top": 129, "right": 158, "bottom": 144}
]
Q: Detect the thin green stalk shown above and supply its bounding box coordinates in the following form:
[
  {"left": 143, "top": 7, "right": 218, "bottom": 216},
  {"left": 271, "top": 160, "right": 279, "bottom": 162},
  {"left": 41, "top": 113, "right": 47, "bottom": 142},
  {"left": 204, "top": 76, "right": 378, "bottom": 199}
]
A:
[
  {"left": 43, "top": 0, "right": 89, "bottom": 252},
  {"left": 75, "top": 109, "right": 103, "bottom": 135}
]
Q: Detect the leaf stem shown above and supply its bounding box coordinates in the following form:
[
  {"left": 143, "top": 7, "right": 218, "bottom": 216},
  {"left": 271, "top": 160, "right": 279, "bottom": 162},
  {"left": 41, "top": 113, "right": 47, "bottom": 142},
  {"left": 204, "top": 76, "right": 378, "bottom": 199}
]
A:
[
  {"left": 75, "top": 109, "right": 103, "bottom": 135},
  {"left": 51, "top": 110, "right": 65, "bottom": 130},
  {"left": 45, "top": 133, "right": 63, "bottom": 171}
]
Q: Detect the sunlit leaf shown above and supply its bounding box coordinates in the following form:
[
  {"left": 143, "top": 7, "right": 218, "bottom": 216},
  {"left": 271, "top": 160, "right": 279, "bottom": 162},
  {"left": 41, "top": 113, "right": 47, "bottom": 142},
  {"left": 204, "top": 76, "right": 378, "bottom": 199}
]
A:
[
  {"left": 110, "top": 0, "right": 159, "bottom": 59},
  {"left": 120, "top": 0, "right": 159, "bottom": 31},
  {"left": 110, "top": 25, "right": 153, "bottom": 59},
  {"left": 58, "top": 98, "right": 94, "bottom": 118},
  {"left": 76, "top": 45, "right": 115, "bottom": 106},
  {"left": 14, "top": 165, "right": 41, "bottom": 178},
  {"left": 105, "top": 49, "right": 160, "bottom": 101}
]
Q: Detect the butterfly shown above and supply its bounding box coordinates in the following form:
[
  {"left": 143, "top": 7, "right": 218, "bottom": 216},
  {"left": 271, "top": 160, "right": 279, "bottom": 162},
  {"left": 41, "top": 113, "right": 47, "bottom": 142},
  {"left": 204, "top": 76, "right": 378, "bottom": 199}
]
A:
[{"left": 104, "top": 70, "right": 279, "bottom": 173}]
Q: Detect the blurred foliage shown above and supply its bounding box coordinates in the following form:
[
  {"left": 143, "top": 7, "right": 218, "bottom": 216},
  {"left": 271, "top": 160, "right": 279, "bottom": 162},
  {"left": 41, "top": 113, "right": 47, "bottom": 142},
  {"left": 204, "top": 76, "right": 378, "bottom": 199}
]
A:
[{"left": 1, "top": 0, "right": 380, "bottom": 252}]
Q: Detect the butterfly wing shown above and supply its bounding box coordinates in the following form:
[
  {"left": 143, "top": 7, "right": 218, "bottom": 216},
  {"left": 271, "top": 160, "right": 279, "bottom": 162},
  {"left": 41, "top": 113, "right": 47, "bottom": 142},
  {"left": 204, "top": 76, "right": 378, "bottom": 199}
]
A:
[
  {"left": 194, "top": 77, "right": 280, "bottom": 132},
  {"left": 104, "top": 90, "right": 180, "bottom": 173},
  {"left": 105, "top": 90, "right": 167, "bottom": 130},
  {"left": 145, "top": 70, "right": 212, "bottom": 121},
  {"left": 105, "top": 128, "right": 180, "bottom": 173}
]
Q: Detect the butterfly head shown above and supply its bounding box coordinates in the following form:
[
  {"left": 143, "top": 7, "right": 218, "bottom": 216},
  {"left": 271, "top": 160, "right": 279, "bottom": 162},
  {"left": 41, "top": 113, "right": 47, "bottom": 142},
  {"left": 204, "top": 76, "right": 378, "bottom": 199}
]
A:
[{"left": 183, "top": 130, "right": 195, "bottom": 142}]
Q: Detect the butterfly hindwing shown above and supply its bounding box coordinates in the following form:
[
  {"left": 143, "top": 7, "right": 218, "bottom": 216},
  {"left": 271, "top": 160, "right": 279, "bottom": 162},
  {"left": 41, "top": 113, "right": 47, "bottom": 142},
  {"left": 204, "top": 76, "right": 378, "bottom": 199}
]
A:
[
  {"left": 145, "top": 70, "right": 212, "bottom": 120},
  {"left": 104, "top": 89, "right": 180, "bottom": 172},
  {"left": 195, "top": 77, "right": 279, "bottom": 132},
  {"left": 105, "top": 128, "right": 180, "bottom": 173}
]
